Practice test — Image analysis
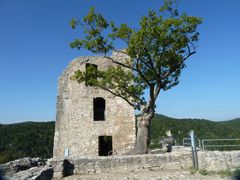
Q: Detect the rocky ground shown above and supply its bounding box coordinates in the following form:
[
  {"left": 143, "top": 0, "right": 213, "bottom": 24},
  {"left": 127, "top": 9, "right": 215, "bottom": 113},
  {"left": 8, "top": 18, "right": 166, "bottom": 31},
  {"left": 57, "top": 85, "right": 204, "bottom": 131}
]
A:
[
  {"left": 1, "top": 147, "right": 239, "bottom": 180},
  {"left": 1, "top": 158, "right": 235, "bottom": 180},
  {"left": 63, "top": 169, "right": 233, "bottom": 180},
  {"left": 0, "top": 157, "right": 53, "bottom": 180}
]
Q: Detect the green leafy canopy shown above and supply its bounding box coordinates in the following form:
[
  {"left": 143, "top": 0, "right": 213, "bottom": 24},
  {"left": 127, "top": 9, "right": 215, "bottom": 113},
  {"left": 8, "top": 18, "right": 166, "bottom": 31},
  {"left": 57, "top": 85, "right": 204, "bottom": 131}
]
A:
[{"left": 70, "top": 0, "right": 202, "bottom": 113}]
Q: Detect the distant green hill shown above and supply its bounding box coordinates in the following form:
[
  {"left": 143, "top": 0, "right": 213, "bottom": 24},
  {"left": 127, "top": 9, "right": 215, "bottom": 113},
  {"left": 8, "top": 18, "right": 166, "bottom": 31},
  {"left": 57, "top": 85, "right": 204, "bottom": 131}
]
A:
[
  {"left": 150, "top": 114, "right": 240, "bottom": 148},
  {"left": 219, "top": 118, "right": 240, "bottom": 130},
  {"left": 0, "top": 121, "right": 54, "bottom": 164},
  {"left": 0, "top": 114, "right": 240, "bottom": 164}
]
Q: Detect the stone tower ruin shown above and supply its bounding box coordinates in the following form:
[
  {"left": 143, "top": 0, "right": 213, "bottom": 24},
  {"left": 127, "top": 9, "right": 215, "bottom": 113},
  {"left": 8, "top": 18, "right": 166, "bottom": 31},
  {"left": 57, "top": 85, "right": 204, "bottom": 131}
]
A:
[{"left": 53, "top": 51, "right": 136, "bottom": 158}]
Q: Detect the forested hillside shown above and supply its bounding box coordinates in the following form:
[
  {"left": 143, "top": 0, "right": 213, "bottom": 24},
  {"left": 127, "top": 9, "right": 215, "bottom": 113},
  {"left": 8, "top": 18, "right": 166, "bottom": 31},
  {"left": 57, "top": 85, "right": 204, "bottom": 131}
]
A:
[
  {"left": 1, "top": 114, "right": 240, "bottom": 164},
  {"left": 219, "top": 118, "right": 240, "bottom": 130},
  {"left": 150, "top": 114, "right": 240, "bottom": 148},
  {"left": 0, "top": 122, "right": 54, "bottom": 164}
]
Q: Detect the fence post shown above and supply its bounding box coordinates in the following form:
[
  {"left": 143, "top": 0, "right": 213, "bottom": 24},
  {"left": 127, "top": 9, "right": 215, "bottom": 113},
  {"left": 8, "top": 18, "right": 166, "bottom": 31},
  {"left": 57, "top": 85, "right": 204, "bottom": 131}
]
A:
[
  {"left": 189, "top": 130, "right": 198, "bottom": 169},
  {"left": 198, "top": 139, "right": 201, "bottom": 150},
  {"left": 202, "top": 140, "right": 205, "bottom": 151}
]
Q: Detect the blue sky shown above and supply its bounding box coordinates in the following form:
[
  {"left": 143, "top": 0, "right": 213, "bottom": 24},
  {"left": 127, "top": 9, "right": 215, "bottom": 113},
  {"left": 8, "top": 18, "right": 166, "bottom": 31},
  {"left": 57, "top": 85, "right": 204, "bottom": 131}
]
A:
[{"left": 0, "top": 0, "right": 239, "bottom": 123}]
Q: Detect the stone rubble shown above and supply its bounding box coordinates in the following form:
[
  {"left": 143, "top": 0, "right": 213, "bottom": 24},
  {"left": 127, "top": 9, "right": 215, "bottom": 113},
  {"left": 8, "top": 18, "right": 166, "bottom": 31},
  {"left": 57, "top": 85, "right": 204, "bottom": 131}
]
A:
[
  {"left": 0, "top": 157, "right": 44, "bottom": 176},
  {"left": 0, "top": 157, "right": 53, "bottom": 180},
  {"left": 1, "top": 148, "right": 240, "bottom": 179}
]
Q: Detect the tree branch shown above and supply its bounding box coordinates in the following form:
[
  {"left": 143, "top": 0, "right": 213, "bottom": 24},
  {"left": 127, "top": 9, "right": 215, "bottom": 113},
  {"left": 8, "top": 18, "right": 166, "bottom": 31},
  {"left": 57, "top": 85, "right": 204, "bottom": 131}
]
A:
[
  {"left": 143, "top": 47, "right": 159, "bottom": 79},
  {"left": 97, "top": 84, "right": 137, "bottom": 108},
  {"left": 104, "top": 56, "right": 137, "bottom": 71},
  {"left": 136, "top": 57, "right": 151, "bottom": 86},
  {"left": 162, "top": 51, "right": 195, "bottom": 80},
  {"left": 142, "top": 83, "right": 155, "bottom": 115},
  {"left": 154, "top": 83, "right": 162, "bottom": 101}
]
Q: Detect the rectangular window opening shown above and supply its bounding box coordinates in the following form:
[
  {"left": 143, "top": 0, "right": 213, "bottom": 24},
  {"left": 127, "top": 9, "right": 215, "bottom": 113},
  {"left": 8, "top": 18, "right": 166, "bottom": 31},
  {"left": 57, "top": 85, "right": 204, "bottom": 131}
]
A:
[
  {"left": 94, "top": 97, "right": 105, "bottom": 121},
  {"left": 98, "top": 136, "right": 112, "bottom": 156}
]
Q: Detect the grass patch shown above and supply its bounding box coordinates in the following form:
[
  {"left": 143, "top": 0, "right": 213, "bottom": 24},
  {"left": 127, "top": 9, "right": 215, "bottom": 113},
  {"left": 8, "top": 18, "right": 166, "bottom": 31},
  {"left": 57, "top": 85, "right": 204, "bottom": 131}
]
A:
[
  {"left": 189, "top": 167, "right": 198, "bottom": 175},
  {"left": 218, "top": 169, "right": 233, "bottom": 178},
  {"left": 189, "top": 167, "right": 240, "bottom": 177},
  {"left": 218, "top": 168, "right": 240, "bottom": 178},
  {"left": 233, "top": 168, "right": 240, "bottom": 178},
  {"left": 199, "top": 169, "right": 212, "bottom": 176}
]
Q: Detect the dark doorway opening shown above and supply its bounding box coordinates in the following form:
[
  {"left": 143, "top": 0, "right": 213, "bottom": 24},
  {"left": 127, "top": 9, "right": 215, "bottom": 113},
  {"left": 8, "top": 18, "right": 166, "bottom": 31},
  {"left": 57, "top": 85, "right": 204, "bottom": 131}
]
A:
[
  {"left": 98, "top": 136, "right": 112, "bottom": 156},
  {"left": 94, "top": 97, "right": 105, "bottom": 121}
]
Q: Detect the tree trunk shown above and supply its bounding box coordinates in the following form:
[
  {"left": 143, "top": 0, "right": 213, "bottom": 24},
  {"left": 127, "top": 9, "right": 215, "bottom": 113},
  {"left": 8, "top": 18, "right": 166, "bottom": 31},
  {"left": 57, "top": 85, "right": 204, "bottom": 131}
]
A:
[
  {"left": 127, "top": 112, "right": 154, "bottom": 155},
  {"left": 126, "top": 84, "right": 156, "bottom": 155}
]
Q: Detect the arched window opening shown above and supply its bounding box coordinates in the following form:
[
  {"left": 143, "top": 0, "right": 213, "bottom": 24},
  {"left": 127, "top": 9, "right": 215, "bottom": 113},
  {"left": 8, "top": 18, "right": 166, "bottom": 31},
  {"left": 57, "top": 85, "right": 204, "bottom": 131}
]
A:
[{"left": 93, "top": 97, "right": 105, "bottom": 121}]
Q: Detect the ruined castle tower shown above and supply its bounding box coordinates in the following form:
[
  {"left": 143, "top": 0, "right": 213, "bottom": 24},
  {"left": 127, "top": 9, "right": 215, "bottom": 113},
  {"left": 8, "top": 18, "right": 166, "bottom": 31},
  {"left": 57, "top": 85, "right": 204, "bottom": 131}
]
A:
[{"left": 53, "top": 51, "right": 136, "bottom": 158}]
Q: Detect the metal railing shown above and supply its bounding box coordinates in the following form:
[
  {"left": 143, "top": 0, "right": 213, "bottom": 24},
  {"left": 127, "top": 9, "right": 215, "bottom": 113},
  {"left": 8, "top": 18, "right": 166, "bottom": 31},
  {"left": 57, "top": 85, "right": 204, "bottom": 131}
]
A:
[
  {"left": 183, "top": 137, "right": 202, "bottom": 149},
  {"left": 202, "top": 138, "right": 240, "bottom": 151},
  {"left": 183, "top": 137, "right": 240, "bottom": 151}
]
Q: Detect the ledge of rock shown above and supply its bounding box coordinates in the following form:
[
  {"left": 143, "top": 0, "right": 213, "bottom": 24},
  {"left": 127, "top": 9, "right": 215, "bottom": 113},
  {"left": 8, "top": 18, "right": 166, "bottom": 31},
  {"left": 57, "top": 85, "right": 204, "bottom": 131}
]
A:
[{"left": 0, "top": 157, "right": 53, "bottom": 180}]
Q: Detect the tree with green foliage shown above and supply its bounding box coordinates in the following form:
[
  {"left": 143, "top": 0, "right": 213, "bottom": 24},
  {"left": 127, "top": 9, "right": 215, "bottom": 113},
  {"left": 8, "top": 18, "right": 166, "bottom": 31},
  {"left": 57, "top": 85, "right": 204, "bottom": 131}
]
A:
[{"left": 70, "top": 0, "right": 202, "bottom": 154}]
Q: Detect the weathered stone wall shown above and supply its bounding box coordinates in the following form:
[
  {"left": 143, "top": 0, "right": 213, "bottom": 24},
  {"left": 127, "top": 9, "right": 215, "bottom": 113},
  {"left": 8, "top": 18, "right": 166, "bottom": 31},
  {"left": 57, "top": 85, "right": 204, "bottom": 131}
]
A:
[
  {"left": 53, "top": 52, "right": 136, "bottom": 158},
  {"left": 49, "top": 152, "right": 192, "bottom": 178},
  {"left": 49, "top": 149, "right": 240, "bottom": 178},
  {"left": 198, "top": 150, "right": 240, "bottom": 171}
]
